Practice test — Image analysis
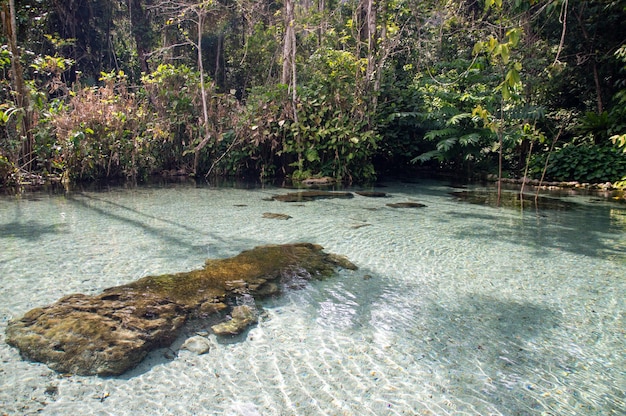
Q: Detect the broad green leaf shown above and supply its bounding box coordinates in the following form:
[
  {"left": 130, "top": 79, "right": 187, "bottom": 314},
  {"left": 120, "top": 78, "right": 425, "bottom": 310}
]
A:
[
  {"left": 501, "top": 83, "right": 511, "bottom": 100},
  {"left": 411, "top": 150, "right": 440, "bottom": 163},
  {"left": 447, "top": 113, "right": 472, "bottom": 126},
  {"left": 436, "top": 137, "right": 457, "bottom": 152},
  {"left": 459, "top": 133, "right": 481, "bottom": 146},
  {"left": 506, "top": 69, "right": 521, "bottom": 87},
  {"left": 500, "top": 44, "right": 510, "bottom": 64},
  {"left": 506, "top": 28, "right": 521, "bottom": 47},
  {"left": 472, "top": 42, "right": 484, "bottom": 56},
  {"left": 425, "top": 128, "right": 458, "bottom": 141}
]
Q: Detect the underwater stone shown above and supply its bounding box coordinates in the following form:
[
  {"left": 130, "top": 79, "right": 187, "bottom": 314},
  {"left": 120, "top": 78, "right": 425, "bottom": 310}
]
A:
[
  {"left": 271, "top": 191, "right": 354, "bottom": 202},
  {"left": 355, "top": 191, "right": 388, "bottom": 197},
  {"left": 5, "top": 243, "right": 356, "bottom": 376},
  {"left": 262, "top": 212, "right": 292, "bottom": 220},
  {"left": 181, "top": 336, "right": 213, "bottom": 355},
  {"left": 211, "top": 305, "right": 258, "bottom": 336},
  {"left": 386, "top": 202, "right": 427, "bottom": 208}
]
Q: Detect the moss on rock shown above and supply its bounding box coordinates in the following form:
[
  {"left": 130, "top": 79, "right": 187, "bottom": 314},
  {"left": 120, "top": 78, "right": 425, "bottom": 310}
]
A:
[{"left": 5, "top": 243, "right": 356, "bottom": 376}]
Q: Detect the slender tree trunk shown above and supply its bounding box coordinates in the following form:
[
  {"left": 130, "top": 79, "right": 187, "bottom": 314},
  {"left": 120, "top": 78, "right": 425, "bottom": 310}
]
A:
[
  {"left": 281, "top": 0, "right": 297, "bottom": 122},
  {"left": 194, "top": 11, "right": 212, "bottom": 176},
  {"left": 574, "top": 2, "right": 603, "bottom": 114},
  {"left": 281, "top": 0, "right": 295, "bottom": 86},
  {"left": 318, "top": 0, "right": 325, "bottom": 47},
  {"left": 2, "top": 0, "right": 32, "bottom": 171},
  {"left": 365, "top": 0, "right": 376, "bottom": 86}
]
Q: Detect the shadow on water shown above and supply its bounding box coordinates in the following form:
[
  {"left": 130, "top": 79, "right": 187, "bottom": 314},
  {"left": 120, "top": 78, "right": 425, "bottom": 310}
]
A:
[
  {"left": 64, "top": 192, "right": 245, "bottom": 258},
  {"left": 445, "top": 190, "right": 626, "bottom": 261},
  {"left": 0, "top": 220, "right": 68, "bottom": 241},
  {"left": 419, "top": 294, "right": 564, "bottom": 413},
  {"left": 450, "top": 189, "right": 577, "bottom": 211}
]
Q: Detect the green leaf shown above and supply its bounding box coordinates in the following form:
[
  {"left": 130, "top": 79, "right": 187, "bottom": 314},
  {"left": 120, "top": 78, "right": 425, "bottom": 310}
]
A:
[
  {"left": 506, "top": 69, "right": 521, "bottom": 87},
  {"left": 305, "top": 148, "right": 319, "bottom": 162},
  {"left": 506, "top": 28, "right": 521, "bottom": 48},
  {"left": 500, "top": 44, "right": 510, "bottom": 64},
  {"left": 459, "top": 133, "right": 481, "bottom": 146},
  {"left": 436, "top": 137, "right": 457, "bottom": 152},
  {"left": 424, "top": 128, "right": 458, "bottom": 141},
  {"left": 447, "top": 113, "right": 472, "bottom": 126},
  {"left": 501, "top": 83, "right": 511, "bottom": 100},
  {"left": 411, "top": 150, "right": 440, "bottom": 163}
]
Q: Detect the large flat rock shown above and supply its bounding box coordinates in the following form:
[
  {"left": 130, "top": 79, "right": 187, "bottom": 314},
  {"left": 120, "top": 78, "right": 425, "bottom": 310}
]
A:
[{"left": 6, "top": 243, "right": 356, "bottom": 376}]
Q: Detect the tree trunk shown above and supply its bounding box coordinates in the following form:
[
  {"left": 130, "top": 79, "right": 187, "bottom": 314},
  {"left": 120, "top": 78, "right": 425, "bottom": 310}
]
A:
[
  {"left": 128, "top": 0, "right": 153, "bottom": 74},
  {"left": 281, "top": 0, "right": 297, "bottom": 122},
  {"left": 2, "top": 0, "right": 33, "bottom": 171},
  {"left": 194, "top": 11, "right": 212, "bottom": 176},
  {"left": 281, "top": 0, "right": 295, "bottom": 87}
]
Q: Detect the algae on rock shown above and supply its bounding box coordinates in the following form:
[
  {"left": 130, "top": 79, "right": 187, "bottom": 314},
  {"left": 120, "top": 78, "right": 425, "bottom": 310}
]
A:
[{"left": 5, "top": 243, "right": 356, "bottom": 376}]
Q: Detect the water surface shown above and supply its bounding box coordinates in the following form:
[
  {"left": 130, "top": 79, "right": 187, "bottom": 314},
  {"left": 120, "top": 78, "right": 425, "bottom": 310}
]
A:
[{"left": 0, "top": 180, "right": 624, "bottom": 415}]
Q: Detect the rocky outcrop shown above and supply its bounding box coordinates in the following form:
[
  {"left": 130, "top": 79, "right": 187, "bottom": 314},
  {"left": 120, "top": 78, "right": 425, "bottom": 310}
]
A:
[{"left": 5, "top": 243, "right": 356, "bottom": 376}]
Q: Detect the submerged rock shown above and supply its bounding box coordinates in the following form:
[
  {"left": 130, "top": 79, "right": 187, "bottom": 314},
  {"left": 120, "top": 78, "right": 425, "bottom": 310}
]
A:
[
  {"left": 5, "top": 243, "right": 356, "bottom": 376},
  {"left": 211, "top": 305, "right": 258, "bottom": 336},
  {"left": 356, "top": 191, "right": 388, "bottom": 197},
  {"left": 271, "top": 191, "right": 354, "bottom": 202},
  {"left": 181, "top": 335, "right": 213, "bottom": 355},
  {"left": 262, "top": 212, "right": 292, "bottom": 220},
  {"left": 386, "top": 202, "right": 427, "bottom": 208}
]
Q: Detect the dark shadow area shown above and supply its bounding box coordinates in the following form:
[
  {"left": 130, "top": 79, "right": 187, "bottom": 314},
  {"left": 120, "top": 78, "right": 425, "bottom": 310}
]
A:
[
  {"left": 445, "top": 190, "right": 626, "bottom": 261},
  {"left": 419, "top": 294, "right": 562, "bottom": 414},
  {"left": 64, "top": 193, "right": 241, "bottom": 258},
  {"left": 0, "top": 220, "right": 68, "bottom": 241},
  {"left": 427, "top": 294, "right": 561, "bottom": 347},
  {"left": 450, "top": 190, "right": 577, "bottom": 211}
]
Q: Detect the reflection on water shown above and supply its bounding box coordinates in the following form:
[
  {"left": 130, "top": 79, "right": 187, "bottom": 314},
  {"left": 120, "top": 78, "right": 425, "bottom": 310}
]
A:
[{"left": 0, "top": 180, "right": 624, "bottom": 415}]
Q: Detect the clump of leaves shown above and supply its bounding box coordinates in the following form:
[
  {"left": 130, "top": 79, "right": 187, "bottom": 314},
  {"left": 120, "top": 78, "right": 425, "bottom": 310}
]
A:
[
  {"left": 50, "top": 71, "right": 156, "bottom": 180},
  {"left": 530, "top": 142, "right": 626, "bottom": 183}
]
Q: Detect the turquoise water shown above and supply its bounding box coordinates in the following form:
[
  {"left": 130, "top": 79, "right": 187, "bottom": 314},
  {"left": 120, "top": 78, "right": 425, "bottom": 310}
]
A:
[{"left": 0, "top": 179, "right": 624, "bottom": 415}]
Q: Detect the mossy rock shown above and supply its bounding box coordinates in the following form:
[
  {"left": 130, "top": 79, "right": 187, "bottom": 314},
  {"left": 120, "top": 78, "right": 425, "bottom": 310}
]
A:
[
  {"left": 356, "top": 191, "right": 388, "bottom": 197},
  {"left": 386, "top": 202, "right": 427, "bottom": 208},
  {"left": 5, "top": 243, "right": 356, "bottom": 376},
  {"left": 262, "top": 212, "right": 292, "bottom": 220},
  {"left": 271, "top": 191, "right": 354, "bottom": 202}
]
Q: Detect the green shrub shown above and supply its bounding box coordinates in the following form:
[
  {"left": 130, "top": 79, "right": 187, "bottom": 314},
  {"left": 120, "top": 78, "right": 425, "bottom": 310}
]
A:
[{"left": 530, "top": 142, "right": 626, "bottom": 183}]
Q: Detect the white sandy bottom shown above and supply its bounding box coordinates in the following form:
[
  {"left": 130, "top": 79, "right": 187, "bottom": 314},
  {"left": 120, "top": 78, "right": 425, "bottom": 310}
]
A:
[{"left": 0, "top": 182, "right": 624, "bottom": 415}]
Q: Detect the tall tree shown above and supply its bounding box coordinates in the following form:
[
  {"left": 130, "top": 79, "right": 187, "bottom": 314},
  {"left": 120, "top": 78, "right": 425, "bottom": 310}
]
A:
[{"left": 1, "top": 0, "right": 32, "bottom": 170}]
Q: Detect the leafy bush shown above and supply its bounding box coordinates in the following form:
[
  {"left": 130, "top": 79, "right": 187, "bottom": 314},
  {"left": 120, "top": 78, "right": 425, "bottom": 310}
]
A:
[
  {"left": 141, "top": 64, "right": 203, "bottom": 171},
  {"left": 530, "top": 142, "right": 626, "bottom": 183},
  {"left": 49, "top": 71, "right": 156, "bottom": 180},
  {"left": 0, "top": 154, "right": 18, "bottom": 188}
]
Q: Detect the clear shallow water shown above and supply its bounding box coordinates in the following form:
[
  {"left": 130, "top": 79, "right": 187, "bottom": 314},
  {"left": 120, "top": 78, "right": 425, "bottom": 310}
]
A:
[{"left": 0, "top": 179, "right": 624, "bottom": 415}]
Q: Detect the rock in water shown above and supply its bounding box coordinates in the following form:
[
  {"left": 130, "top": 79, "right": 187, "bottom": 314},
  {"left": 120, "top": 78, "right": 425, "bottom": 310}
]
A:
[
  {"left": 181, "top": 336, "right": 213, "bottom": 355},
  {"left": 211, "top": 305, "right": 258, "bottom": 336},
  {"left": 5, "top": 243, "right": 356, "bottom": 376}
]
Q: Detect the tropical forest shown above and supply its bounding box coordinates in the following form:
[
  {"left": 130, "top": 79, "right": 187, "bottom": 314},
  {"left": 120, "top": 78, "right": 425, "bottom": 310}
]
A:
[{"left": 1, "top": 0, "right": 626, "bottom": 189}]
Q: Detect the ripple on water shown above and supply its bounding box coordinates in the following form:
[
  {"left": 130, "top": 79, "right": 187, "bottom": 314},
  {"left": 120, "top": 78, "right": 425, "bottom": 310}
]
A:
[{"left": 0, "top": 181, "right": 624, "bottom": 415}]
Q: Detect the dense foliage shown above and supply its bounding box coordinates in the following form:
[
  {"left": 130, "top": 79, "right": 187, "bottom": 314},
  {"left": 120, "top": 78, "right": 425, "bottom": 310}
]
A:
[{"left": 1, "top": 0, "right": 625, "bottom": 187}]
